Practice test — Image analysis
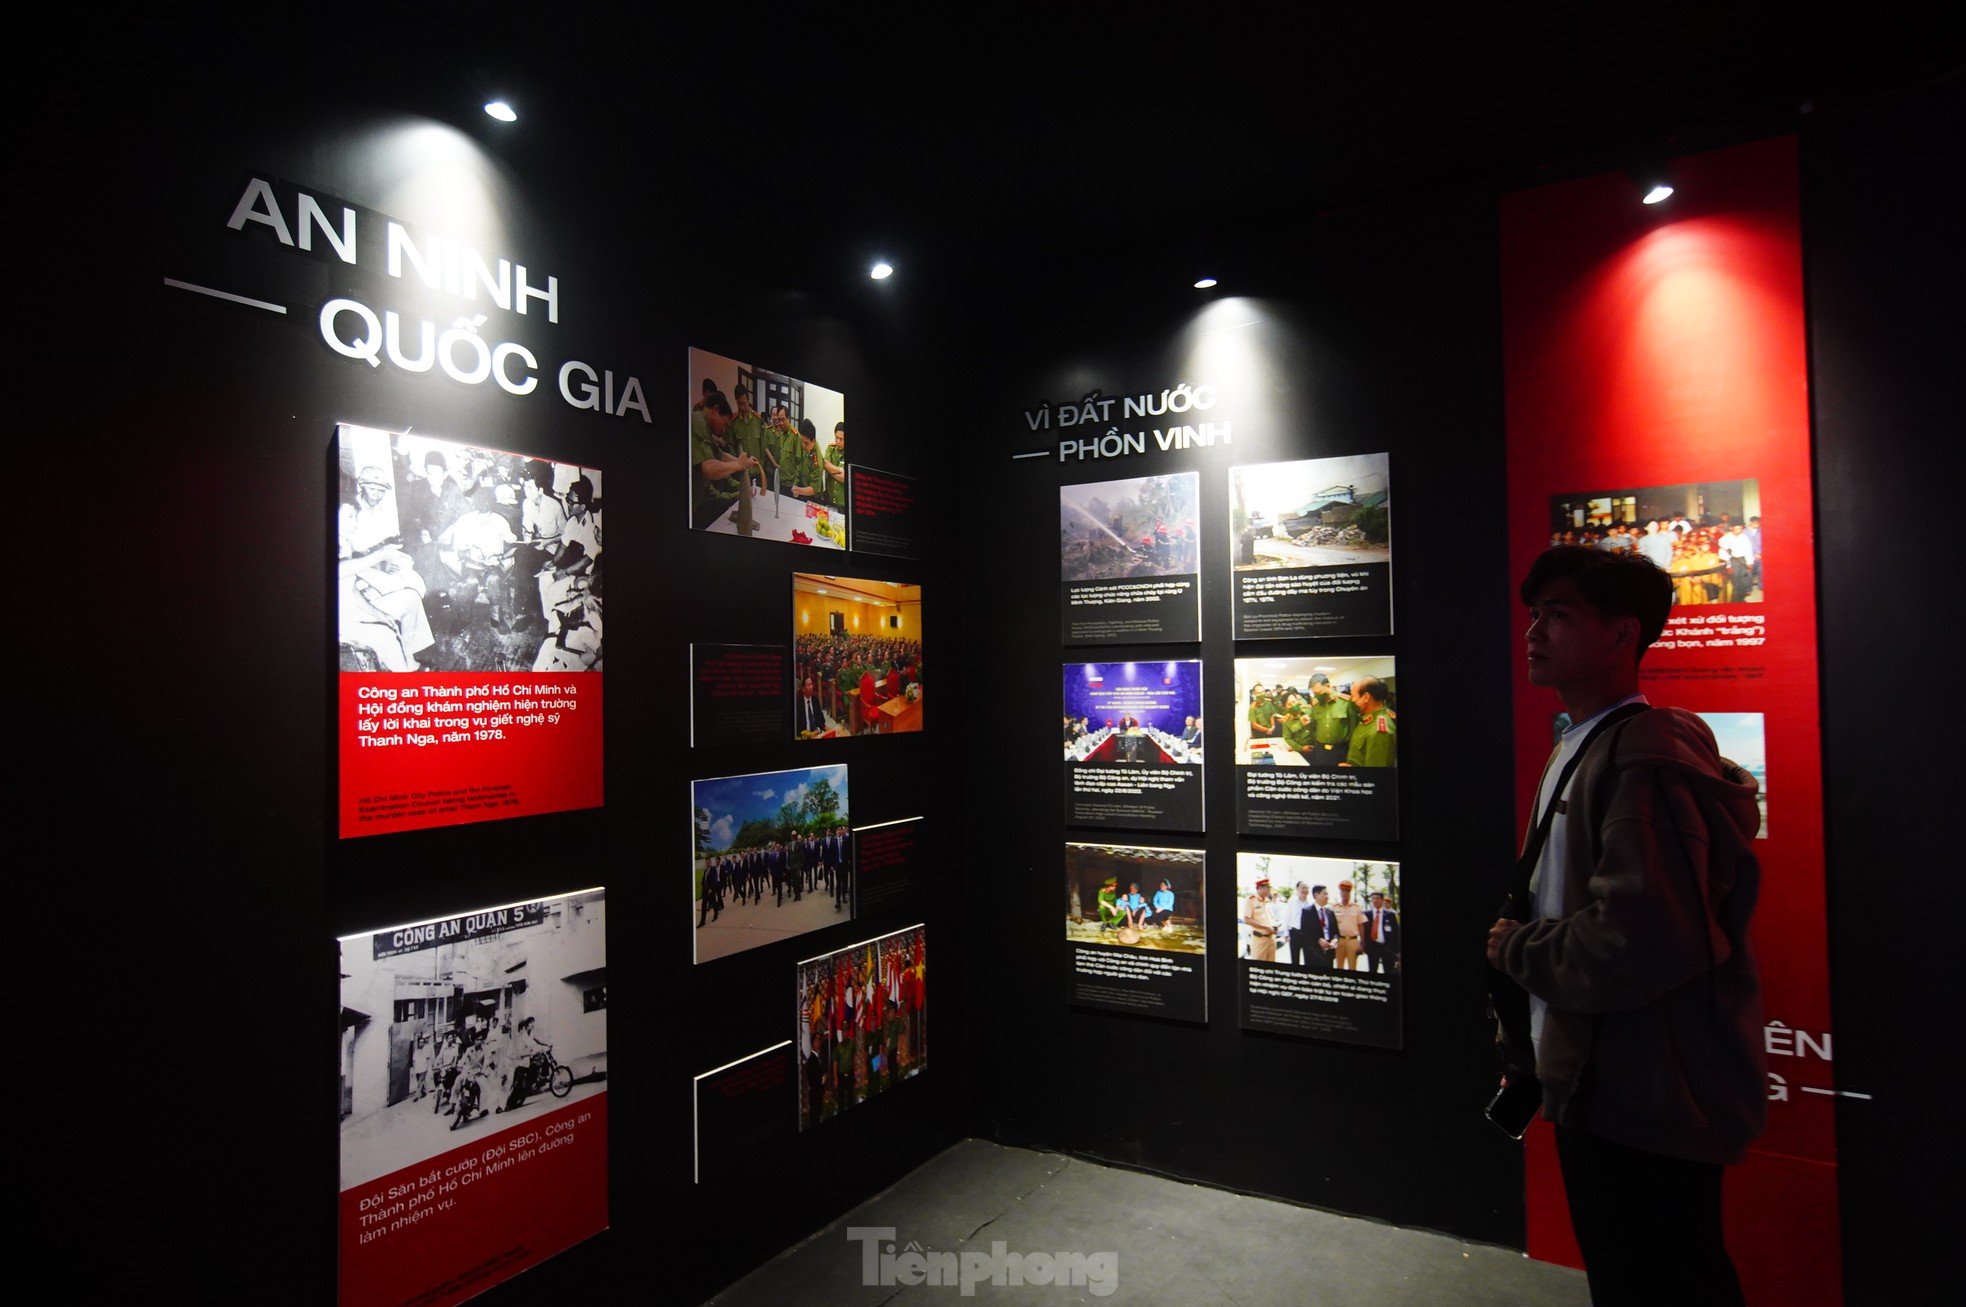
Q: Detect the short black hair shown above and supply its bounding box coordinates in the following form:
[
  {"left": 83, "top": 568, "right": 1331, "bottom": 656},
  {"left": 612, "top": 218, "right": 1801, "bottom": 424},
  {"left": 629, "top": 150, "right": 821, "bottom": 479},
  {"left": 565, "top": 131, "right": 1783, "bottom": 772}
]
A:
[
  {"left": 1520, "top": 545, "right": 1672, "bottom": 656},
  {"left": 834, "top": 421, "right": 846, "bottom": 434},
  {"left": 704, "top": 393, "right": 732, "bottom": 417},
  {"left": 1311, "top": 884, "right": 1327, "bottom": 896}
]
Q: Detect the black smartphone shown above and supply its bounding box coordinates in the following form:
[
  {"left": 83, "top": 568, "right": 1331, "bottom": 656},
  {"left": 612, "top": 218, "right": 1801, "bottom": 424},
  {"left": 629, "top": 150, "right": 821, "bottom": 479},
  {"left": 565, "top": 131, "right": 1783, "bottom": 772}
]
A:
[{"left": 1484, "top": 1076, "right": 1542, "bottom": 1140}]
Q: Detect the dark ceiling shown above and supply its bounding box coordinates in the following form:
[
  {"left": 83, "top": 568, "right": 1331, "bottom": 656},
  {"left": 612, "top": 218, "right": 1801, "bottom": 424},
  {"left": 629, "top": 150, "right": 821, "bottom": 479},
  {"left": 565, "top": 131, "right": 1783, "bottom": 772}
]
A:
[{"left": 129, "top": 5, "right": 1961, "bottom": 292}]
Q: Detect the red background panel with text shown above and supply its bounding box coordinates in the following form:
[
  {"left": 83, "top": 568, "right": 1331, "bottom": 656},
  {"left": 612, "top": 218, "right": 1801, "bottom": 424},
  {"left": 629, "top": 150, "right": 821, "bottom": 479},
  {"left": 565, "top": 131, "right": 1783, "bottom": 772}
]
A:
[{"left": 1501, "top": 136, "right": 1837, "bottom": 1303}]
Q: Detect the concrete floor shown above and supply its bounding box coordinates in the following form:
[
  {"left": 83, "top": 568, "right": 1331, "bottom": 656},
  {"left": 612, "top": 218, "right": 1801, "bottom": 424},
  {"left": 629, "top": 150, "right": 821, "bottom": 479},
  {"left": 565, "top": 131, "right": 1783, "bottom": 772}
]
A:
[{"left": 707, "top": 1138, "right": 1589, "bottom": 1306}]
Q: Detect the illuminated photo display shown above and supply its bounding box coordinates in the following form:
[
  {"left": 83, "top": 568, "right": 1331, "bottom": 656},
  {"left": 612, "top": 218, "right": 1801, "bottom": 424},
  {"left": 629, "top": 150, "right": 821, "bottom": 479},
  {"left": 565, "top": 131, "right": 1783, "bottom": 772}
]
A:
[
  {"left": 335, "top": 423, "right": 604, "bottom": 839},
  {"left": 688, "top": 346, "right": 847, "bottom": 548},
  {"left": 1230, "top": 452, "right": 1392, "bottom": 640},
  {"left": 1063, "top": 659, "right": 1205, "bottom": 833}
]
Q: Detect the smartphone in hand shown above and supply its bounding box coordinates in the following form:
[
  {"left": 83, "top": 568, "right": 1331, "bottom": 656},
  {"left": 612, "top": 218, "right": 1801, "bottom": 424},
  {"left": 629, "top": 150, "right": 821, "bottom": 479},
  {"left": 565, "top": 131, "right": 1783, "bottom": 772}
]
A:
[{"left": 1485, "top": 1076, "right": 1541, "bottom": 1140}]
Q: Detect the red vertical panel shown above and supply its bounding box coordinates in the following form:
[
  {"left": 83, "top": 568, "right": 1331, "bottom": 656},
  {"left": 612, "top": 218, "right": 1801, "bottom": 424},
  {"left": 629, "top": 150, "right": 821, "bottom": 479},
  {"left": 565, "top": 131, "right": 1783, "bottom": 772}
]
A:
[{"left": 1500, "top": 136, "right": 1839, "bottom": 1304}]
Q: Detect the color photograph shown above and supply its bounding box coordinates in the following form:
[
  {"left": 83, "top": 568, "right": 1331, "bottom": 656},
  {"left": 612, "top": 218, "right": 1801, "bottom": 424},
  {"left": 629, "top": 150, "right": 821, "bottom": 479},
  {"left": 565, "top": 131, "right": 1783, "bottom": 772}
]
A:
[
  {"left": 1236, "top": 655, "right": 1398, "bottom": 769},
  {"left": 797, "top": 924, "right": 928, "bottom": 1130},
  {"left": 1065, "top": 842, "right": 1205, "bottom": 954},
  {"left": 1063, "top": 661, "right": 1205, "bottom": 764},
  {"left": 1231, "top": 453, "right": 1390, "bottom": 572},
  {"left": 688, "top": 346, "right": 847, "bottom": 547},
  {"left": 792, "top": 575, "right": 923, "bottom": 737},
  {"left": 693, "top": 764, "right": 853, "bottom": 963},
  {"left": 1700, "top": 712, "right": 1768, "bottom": 839},
  {"left": 1235, "top": 853, "right": 1403, "bottom": 1047},
  {"left": 1547, "top": 478, "right": 1763, "bottom": 604},
  {"left": 1236, "top": 855, "right": 1399, "bottom": 971},
  {"left": 1060, "top": 472, "right": 1202, "bottom": 581}
]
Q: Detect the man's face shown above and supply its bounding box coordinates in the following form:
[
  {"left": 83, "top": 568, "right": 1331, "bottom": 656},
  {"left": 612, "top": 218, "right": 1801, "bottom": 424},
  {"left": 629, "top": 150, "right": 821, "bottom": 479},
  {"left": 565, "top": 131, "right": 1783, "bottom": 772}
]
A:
[
  {"left": 1525, "top": 577, "right": 1631, "bottom": 692},
  {"left": 736, "top": 391, "right": 754, "bottom": 415},
  {"left": 1371, "top": 894, "right": 1385, "bottom": 909},
  {"left": 770, "top": 407, "right": 789, "bottom": 429},
  {"left": 803, "top": 678, "right": 815, "bottom": 696},
  {"left": 706, "top": 408, "right": 730, "bottom": 436},
  {"left": 1295, "top": 885, "right": 1309, "bottom": 901},
  {"left": 1314, "top": 890, "right": 1328, "bottom": 905},
  {"left": 1353, "top": 687, "right": 1377, "bottom": 713},
  {"left": 425, "top": 462, "right": 447, "bottom": 489},
  {"left": 360, "top": 481, "right": 387, "bottom": 505},
  {"left": 1312, "top": 680, "right": 1331, "bottom": 700}
]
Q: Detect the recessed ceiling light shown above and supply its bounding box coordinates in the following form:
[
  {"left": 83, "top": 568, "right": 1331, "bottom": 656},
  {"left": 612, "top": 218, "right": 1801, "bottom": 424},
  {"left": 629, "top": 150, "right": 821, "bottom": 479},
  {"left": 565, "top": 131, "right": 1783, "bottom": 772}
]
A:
[
  {"left": 1193, "top": 276, "right": 1219, "bottom": 289},
  {"left": 870, "top": 262, "right": 894, "bottom": 280},
  {"left": 1642, "top": 183, "right": 1674, "bottom": 205},
  {"left": 484, "top": 100, "right": 517, "bottom": 122}
]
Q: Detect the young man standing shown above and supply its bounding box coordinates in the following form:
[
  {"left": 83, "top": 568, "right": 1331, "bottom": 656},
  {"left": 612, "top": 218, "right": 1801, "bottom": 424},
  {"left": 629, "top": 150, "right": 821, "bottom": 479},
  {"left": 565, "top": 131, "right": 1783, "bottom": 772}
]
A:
[{"left": 1486, "top": 546, "right": 1764, "bottom": 1307}]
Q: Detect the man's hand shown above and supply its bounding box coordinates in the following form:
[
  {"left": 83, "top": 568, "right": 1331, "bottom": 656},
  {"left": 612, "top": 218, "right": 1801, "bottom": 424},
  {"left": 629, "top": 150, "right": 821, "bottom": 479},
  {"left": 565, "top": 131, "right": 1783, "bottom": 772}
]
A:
[{"left": 1486, "top": 918, "right": 1523, "bottom": 968}]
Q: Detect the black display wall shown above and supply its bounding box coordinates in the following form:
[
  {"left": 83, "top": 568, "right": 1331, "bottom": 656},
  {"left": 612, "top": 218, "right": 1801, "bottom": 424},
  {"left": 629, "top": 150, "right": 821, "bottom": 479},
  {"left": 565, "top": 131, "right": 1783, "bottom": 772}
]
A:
[
  {"left": 1804, "top": 79, "right": 1958, "bottom": 1304},
  {"left": 953, "top": 199, "right": 1530, "bottom": 1243},
  {"left": 942, "top": 78, "right": 1959, "bottom": 1296},
  {"left": 49, "top": 30, "right": 968, "bottom": 1305}
]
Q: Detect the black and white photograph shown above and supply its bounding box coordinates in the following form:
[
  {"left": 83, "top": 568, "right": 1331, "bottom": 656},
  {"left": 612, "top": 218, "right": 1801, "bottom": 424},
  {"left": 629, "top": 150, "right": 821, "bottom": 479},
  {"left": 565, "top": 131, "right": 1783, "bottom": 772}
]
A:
[
  {"left": 336, "top": 424, "right": 604, "bottom": 674},
  {"left": 337, "top": 888, "right": 610, "bottom": 1190}
]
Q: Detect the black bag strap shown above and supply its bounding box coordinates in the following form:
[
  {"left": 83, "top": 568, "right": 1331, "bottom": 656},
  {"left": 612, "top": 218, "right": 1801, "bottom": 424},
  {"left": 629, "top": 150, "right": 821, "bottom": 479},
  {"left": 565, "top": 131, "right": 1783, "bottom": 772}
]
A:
[{"left": 1502, "top": 701, "right": 1650, "bottom": 921}]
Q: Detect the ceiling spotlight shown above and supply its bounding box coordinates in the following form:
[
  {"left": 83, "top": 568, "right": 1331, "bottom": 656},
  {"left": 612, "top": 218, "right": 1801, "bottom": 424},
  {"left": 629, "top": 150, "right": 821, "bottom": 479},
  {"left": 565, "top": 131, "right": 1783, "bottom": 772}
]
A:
[
  {"left": 484, "top": 100, "right": 517, "bottom": 122},
  {"left": 870, "top": 262, "right": 894, "bottom": 280},
  {"left": 1642, "top": 182, "right": 1674, "bottom": 205},
  {"left": 1194, "top": 276, "right": 1219, "bottom": 289}
]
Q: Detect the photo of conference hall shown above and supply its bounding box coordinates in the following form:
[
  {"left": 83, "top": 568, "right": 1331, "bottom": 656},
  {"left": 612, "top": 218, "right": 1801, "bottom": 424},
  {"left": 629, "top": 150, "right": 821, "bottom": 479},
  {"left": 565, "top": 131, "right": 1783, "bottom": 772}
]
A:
[{"left": 792, "top": 575, "right": 923, "bottom": 739}]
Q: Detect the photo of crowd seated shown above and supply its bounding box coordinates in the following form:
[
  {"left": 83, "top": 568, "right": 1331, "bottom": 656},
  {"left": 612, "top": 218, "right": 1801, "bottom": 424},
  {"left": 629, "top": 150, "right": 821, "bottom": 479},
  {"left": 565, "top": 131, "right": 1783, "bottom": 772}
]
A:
[{"left": 791, "top": 575, "right": 922, "bottom": 738}]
